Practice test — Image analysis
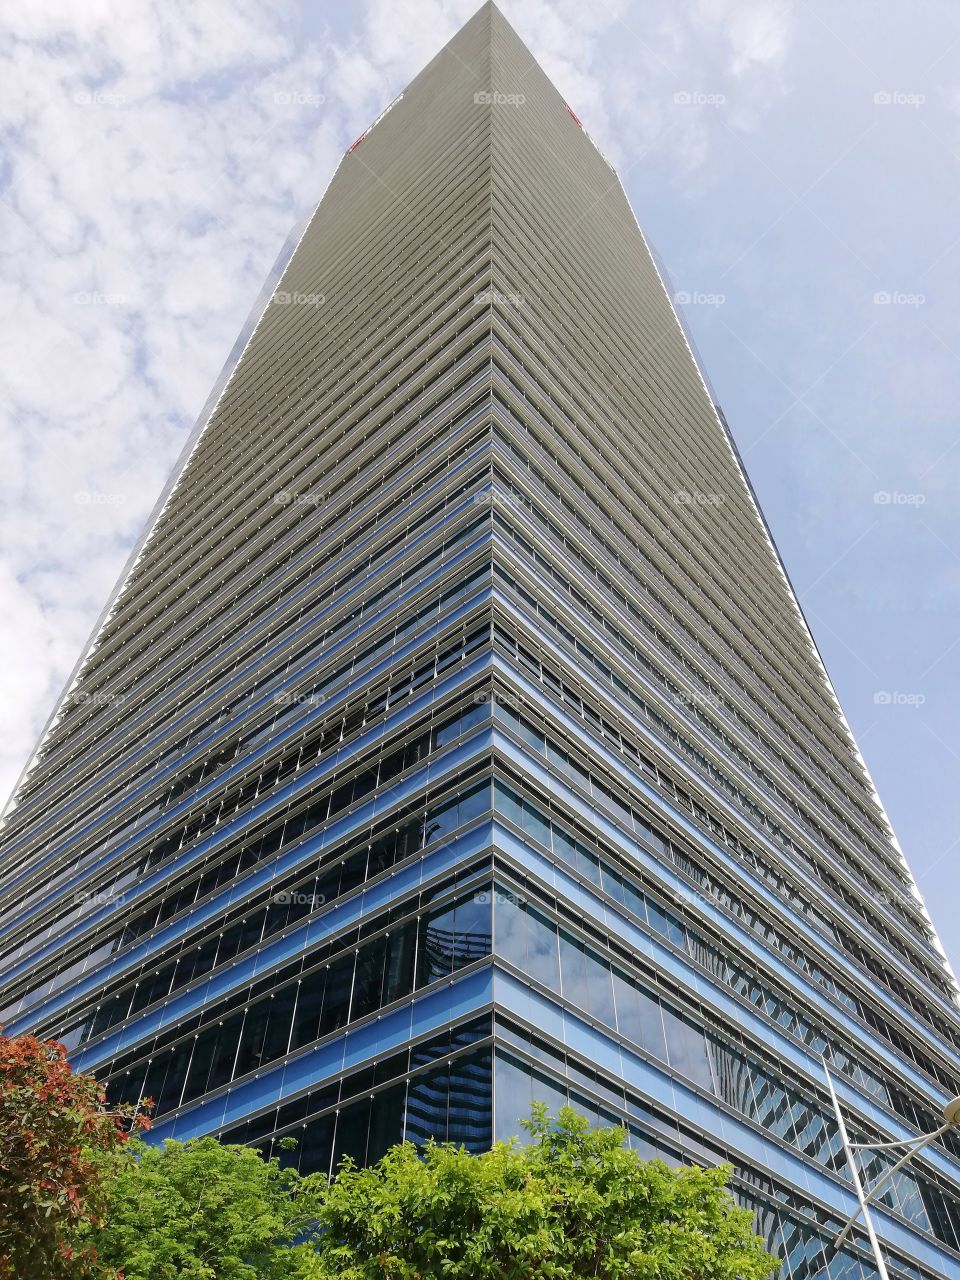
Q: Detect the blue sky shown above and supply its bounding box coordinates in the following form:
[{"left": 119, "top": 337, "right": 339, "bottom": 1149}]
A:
[{"left": 1, "top": 0, "right": 958, "bottom": 975}]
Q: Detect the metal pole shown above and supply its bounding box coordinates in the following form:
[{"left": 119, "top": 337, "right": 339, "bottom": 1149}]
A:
[
  {"left": 834, "top": 1124, "right": 952, "bottom": 1249},
  {"left": 823, "top": 1060, "right": 891, "bottom": 1280}
]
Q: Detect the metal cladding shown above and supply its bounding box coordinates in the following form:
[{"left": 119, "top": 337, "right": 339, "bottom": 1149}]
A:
[{"left": 1, "top": 5, "right": 959, "bottom": 1276}]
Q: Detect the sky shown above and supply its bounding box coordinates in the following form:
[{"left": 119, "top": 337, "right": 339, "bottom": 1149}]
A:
[{"left": 1, "top": 0, "right": 959, "bottom": 976}]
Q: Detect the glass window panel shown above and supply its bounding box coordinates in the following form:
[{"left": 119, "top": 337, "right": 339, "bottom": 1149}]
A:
[
  {"left": 153, "top": 1043, "right": 192, "bottom": 1115},
  {"left": 350, "top": 934, "right": 389, "bottom": 1021},
  {"left": 423, "top": 797, "right": 458, "bottom": 846},
  {"left": 366, "top": 1082, "right": 408, "bottom": 1165},
  {"left": 825, "top": 1249, "right": 864, "bottom": 1280},
  {"left": 494, "top": 780, "right": 523, "bottom": 827},
  {"left": 661, "top": 1005, "right": 714, "bottom": 1093},
  {"left": 405, "top": 1062, "right": 451, "bottom": 1148},
  {"left": 332, "top": 1096, "right": 373, "bottom": 1170},
  {"left": 495, "top": 896, "right": 560, "bottom": 991},
  {"left": 382, "top": 917, "right": 418, "bottom": 1006},
  {"left": 706, "top": 1036, "right": 756, "bottom": 1118},
  {"left": 261, "top": 984, "right": 298, "bottom": 1063},
  {"left": 612, "top": 972, "right": 667, "bottom": 1062},
  {"left": 494, "top": 1050, "right": 535, "bottom": 1142},
  {"left": 231, "top": 1001, "right": 274, "bottom": 1079},
  {"left": 140, "top": 1049, "right": 174, "bottom": 1111},
  {"left": 458, "top": 779, "right": 489, "bottom": 825},
  {"left": 108, "top": 1060, "right": 148, "bottom": 1110},
  {"left": 601, "top": 865, "right": 632, "bottom": 908},
  {"left": 552, "top": 825, "right": 579, "bottom": 869},
  {"left": 568, "top": 938, "right": 616, "bottom": 1028},
  {"left": 296, "top": 1112, "right": 336, "bottom": 1178},
  {"left": 751, "top": 1072, "right": 797, "bottom": 1146},
  {"left": 317, "top": 953, "right": 355, "bottom": 1038},
  {"left": 417, "top": 902, "right": 457, "bottom": 985},
  {"left": 646, "top": 898, "right": 669, "bottom": 939},
  {"left": 290, "top": 972, "right": 327, "bottom": 1050},
  {"left": 179, "top": 1027, "right": 221, "bottom": 1105},
  {"left": 447, "top": 1048, "right": 493, "bottom": 1153},
  {"left": 558, "top": 931, "right": 607, "bottom": 1020},
  {"left": 521, "top": 799, "right": 551, "bottom": 849},
  {"left": 452, "top": 892, "right": 492, "bottom": 965}
]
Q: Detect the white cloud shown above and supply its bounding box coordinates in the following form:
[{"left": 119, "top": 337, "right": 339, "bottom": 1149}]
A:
[{"left": 0, "top": 0, "right": 796, "bottom": 805}]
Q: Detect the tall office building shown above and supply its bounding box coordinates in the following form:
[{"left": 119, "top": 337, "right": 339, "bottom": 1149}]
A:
[{"left": 1, "top": 5, "right": 959, "bottom": 1276}]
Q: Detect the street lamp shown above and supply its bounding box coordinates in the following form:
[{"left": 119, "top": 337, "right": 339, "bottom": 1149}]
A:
[{"left": 822, "top": 1058, "right": 960, "bottom": 1280}]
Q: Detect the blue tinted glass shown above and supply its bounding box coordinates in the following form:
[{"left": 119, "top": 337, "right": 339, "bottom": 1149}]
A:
[{"left": 660, "top": 1004, "right": 714, "bottom": 1093}]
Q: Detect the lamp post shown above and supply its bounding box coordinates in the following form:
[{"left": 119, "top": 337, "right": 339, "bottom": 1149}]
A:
[{"left": 822, "top": 1058, "right": 960, "bottom": 1280}]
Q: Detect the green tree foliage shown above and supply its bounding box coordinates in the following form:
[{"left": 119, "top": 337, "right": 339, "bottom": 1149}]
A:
[
  {"left": 89, "top": 1136, "right": 325, "bottom": 1280},
  {"left": 78, "top": 1104, "right": 776, "bottom": 1279},
  {"left": 308, "top": 1105, "right": 779, "bottom": 1279}
]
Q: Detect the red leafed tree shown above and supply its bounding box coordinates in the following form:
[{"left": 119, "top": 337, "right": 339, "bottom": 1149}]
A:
[{"left": 0, "top": 1030, "right": 149, "bottom": 1279}]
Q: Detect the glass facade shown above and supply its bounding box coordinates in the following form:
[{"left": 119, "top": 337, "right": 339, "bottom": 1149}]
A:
[{"left": 0, "top": 6, "right": 958, "bottom": 1280}]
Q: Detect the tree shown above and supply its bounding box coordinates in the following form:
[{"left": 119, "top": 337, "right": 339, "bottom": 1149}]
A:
[
  {"left": 309, "top": 1105, "right": 779, "bottom": 1279},
  {"left": 89, "top": 1136, "right": 326, "bottom": 1280},
  {"left": 0, "top": 1030, "right": 147, "bottom": 1280}
]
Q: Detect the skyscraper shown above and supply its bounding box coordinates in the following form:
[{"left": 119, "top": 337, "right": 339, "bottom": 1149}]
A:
[{"left": 1, "top": 3, "right": 959, "bottom": 1275}]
